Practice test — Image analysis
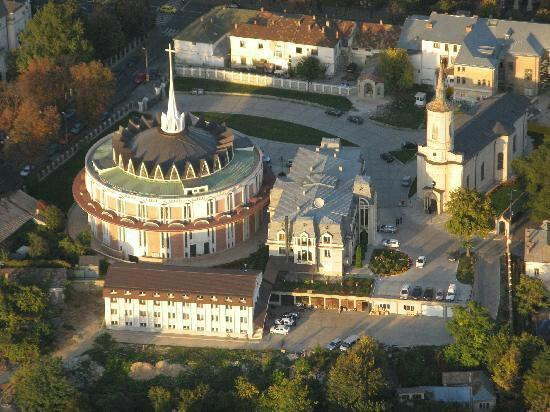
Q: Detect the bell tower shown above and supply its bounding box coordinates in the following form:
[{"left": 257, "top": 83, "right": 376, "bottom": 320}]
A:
[{"left": 426, "top": 63, "right": 454, "bottom": 153}]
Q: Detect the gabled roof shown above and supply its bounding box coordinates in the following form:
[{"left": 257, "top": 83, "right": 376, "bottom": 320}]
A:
[
  {"left": 453, "top": 92, "right": 529, "bottom": 160},
  {"left": 352, "top": 22, "right": 400, "bottom": 50}
]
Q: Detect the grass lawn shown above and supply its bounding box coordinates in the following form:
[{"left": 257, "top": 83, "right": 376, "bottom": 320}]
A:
[
  {"left": 371, "top": 104, "right": 425, "bottom": 129},
  {"left": 456, "top": 254, "right": 474, "bottom": 285},
  {"left": 27, "top": 112, "right": 141, "bottom": 213},
  {"left": 489, "top": 180, "right": 524, "bottom": 216},
  {"left": 527, "top": 122, "right": 550, "bottom": 148},
  {"left": 216, "top": 245, "right": 269, "bottom": 271},
  {"left": 389, "top": 148, "right": 417, "bottom": 163},
  {"left": 175, "top": 77, "right": 353, "bottom": 111},
  {"left": 192, "top": 112, "right": 356, "bottom": 146}
]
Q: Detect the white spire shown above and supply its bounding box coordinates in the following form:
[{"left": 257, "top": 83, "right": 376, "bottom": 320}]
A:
[{"left": 161, "top": 43, "right": 185, "bottom": 133}]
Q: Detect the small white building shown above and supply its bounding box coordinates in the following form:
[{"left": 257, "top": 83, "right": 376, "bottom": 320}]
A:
[
  {"left": 0, "top": 0, "right": 31, "bottom": 80},
  {"left": 229, "top": 12, "right": 354, "bottom": 76},
  {"left": 173, "top": 6, "right": 260, "bottom": 68},
  {"left": 104, "top": 263, "right": 271, "bottom": 339},
  {"left": 266, "top": 138, "right": 377, "bottom": 277},
  {"left": 524, "top": 221, "right": 550, "bottom": 290}
]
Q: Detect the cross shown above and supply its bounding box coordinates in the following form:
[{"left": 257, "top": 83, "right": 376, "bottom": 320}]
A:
[{"left": 165, "top": 43, "right": 176, "bottom": 82}]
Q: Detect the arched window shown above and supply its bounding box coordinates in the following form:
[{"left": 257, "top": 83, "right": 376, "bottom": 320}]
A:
[
  {"left": 497, "top": 152, "right": 503, "bottom": 170},
  {"left": 300, "top": 233, "right": 309, "bottom": 246},
  {"left": 226, "top": 192, "right": 234, "bottom": 211},
  {"left": 183, "top": 203, "right": 192, "bottom": 221},
  {"left": 160, "top": 205, "right": 170, "bottom": 222},
  {"left": 206, "top": 199, "right": 215, "bottom": 217}
]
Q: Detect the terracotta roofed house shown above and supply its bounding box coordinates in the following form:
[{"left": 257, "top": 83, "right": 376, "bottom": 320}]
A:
[{"left": 350, "top": 22, "right": 401, "bottom": 65}]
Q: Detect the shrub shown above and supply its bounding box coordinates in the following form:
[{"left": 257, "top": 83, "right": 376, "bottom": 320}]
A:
[
  {"left": 369, "top": 248, "right": 411, "bottom": 275},
  {"left": 355, "top": 246, "right": 362, "bottom": 268}
]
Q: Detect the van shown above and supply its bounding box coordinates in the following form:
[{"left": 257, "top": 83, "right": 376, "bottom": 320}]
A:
[
  {"left": 446, "top": 283, "right": 456, "bottom": 302},
  {"left": 339, "top": 334, "right": 360, "bottom": 351},
  {"left": 400, "top": 284, "right": 410, "bottom": 299}
]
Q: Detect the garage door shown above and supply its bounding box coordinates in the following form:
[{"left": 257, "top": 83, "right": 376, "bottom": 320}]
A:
[{"left": 421, "top": 305, "right": 444, "bottom": 317}]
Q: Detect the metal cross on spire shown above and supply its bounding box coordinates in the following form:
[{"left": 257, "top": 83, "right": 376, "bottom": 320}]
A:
[{"left": 161, "top": 42, "right": 185, "bottom": 134}]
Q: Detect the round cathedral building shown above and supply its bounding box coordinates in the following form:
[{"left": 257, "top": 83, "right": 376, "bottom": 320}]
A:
[{"left": 73, "top": 48, "right": 271, "bottom": 262}]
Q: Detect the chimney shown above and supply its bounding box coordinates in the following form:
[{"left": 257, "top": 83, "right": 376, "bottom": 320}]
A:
[
  {"left": 260, "top": 6, "right": 264, "bottom": 11},
  {"left": 322, "top": 26, "right": 325, "bottom": 33},
  {"left": 284, "top": 8, "right": 287, "bottom": 13},
  {"left": 201, "top": 16, "right": 204, "bottom": 22},
  {"left": 336, "top": 31, "right": 339, "bottom": 39},
  {"left": 254, "top": 20, "right": 257, "bottom": 24},
  {"left": 298, "top": 20, "right": 301, "bottom": 26},
  {"left": 234, "top": 23, "right": 238, "bottom": 29},
  {"left": 466, "top": 24, "right": 473, "bottom": 33},
  {"left": 312, "top": 15, "right": 316, "bottom": 20},
  {"left": 425, "top": 21, "right": 433, "bottom": 29},
  {"left": 308, "top": 24, "right": 311, "bottom": 31},
  {"left": 326, "top": 20, "right": 330, "bottom": 27}
]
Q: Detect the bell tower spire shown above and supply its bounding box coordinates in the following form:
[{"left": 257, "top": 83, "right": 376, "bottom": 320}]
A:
[
  {"left": 161, "top": 43, "right": 185, "bottom": 134},
  {"left": 426, "top": 62, "right": 454, "bottom": 152}
]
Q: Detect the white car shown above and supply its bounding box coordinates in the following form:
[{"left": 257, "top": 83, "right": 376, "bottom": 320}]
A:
[
  {"left": 416, "top": 256, "right": 426, "bottom": 268},
  {"left": 382, "top": 239, "right": 400, "bottom": 248},
  {"left": 399, "top": 284, "right": 410, "bottom": 299},
  {"left": 270, "top": 324, "right": 290, "bottom": 335},
  {"left": 446, "top": 283, "right": 456, "bottom": 302},
  {"left": 275, "top": 317, "right": 295, "bottom": 326},
  {"left": 19, "top": 165, "right": 31, "bottom": 177}
]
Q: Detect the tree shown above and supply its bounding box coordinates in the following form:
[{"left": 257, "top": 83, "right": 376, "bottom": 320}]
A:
[
  {"left": 513, "top": 142, "right": 550, "bottom": 220},
  {"left": 377, "top": 48, "right": 413, "bottom": 94},
  {"left": 444, "top": 301, "right": 495, "bottom": 368},
  {"left": 522, "top": 347, "right": 550, "bottom": 412},
  {"left": 28, "top": 232, "right": 50, "bottom": 258},
  {"left": 515, "top": 275, "right": 549, "bottom": 317},
  {"left": 13, "top": 356, "right": 78, "bottom": 411},
  {"left": 294, "top": 56, "right": 326, "bottom": 87},
  {"left": 445, "top": 188, "right": 494, "bottom": 257},
  {"left": 42, "top": 204, "right": 66, "bottom": 233},
  {"left": 16, "top": 1, "right": 93, "bottom": 72},
  {"left": 492, "top": 344, "right": 522, "bottom": 393},
  {"left": 85, "top": 9, "right": 127, "bottom": 60},
  {"left": 260, "top": 376, "right": 314, "bottom": 412},
  {"left": 327, "top": 336, "right": 391, "bottom": 411},
  {"left": 112, "top": 0, "right": 155, "bottom": 40},
  {"left": 148, "top": 386, "right": 171, "bottom": 412},
  {"left": 178, "top": 384, "right": 212, "bottom": 412},
  {"left": 16, "top": 58, "right": 68, "bottom": 110},
  {"left": 478, "top": 0, "right": 499, "bottom": 17},
  {"left": 70, "top": 61, "right": 114, "bottom": 123},
  {"left": 535, "top": 8, "right": 550, "bottom": 23},
  {"left": 234, "top": 376, "right": 260, "bottom": 410},
  {"left": 355, "top": 245, "right": 362, "bottom": 268}
]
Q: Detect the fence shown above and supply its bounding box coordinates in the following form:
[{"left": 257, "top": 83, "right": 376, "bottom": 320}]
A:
[
  {"left": 36, "top": 103, "right": 136, "bottom": 182},
  {"left": 176, "top": 66, "right": 358, "bottom": 97}
]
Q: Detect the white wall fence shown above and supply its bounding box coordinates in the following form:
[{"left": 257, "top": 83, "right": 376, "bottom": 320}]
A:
[
  {"left": 176, "top": 66, "right": 358, "bottom": 97},
  {"left": 37, "top": 103, "right": 136, "bottom": 182}
]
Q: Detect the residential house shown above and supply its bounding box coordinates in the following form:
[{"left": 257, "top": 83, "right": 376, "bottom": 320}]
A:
[
  {"left": 0, "top": 0, "right": 31, "bottom": 80},
  {"left": 398, "top": 12, "right": 550, "bottom": 101},
  {"left": 524, "top": 220, "right": 550, "bottom": 290},
  {"left": 349, "top": 21, "right": 400, "bottom": 66},
  {"left": 173, "top": 6, "right": 260, "bottom": 68},
  {"left": 229, "top": 12, "right": 355, "bottom": 76},
  {"left": 398, "top": 371, "right": 496, "bottom": 411},
  {"left": 266, "top": 138, "right": 377, "bottom": 276},
  {"left": 104, "top": 263, "right": 272, "bottom": 339},
  {"left": 417, "top": 65, "right": 529, "bottom": 214}
]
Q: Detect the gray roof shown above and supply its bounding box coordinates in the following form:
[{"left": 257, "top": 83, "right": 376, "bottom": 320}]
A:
[
  {"left": 397, "top": 386, "right": 472, "bottom": 404},
  {"left": 174, "top": 6, "right": 260, "bottom": 44},
  {"left": 398, "top": 12, "right": 550, "bottom": 64},
  {"left": 525, "top": 223, "right": 550, "bottom": 264},
  {"left": 452, "top": 92, "right": 529, "bottom": 160}
]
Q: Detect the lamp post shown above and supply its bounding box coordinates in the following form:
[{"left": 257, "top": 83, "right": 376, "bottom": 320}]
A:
[
  {"left": 142, "top": 47, "right": 149, "bottom": 82},
  {"left": 506, "top": 189, "right": 516, "bottom": 334},
  {"left": 60, "top": 111, "right": 68, "bottom": 141}
]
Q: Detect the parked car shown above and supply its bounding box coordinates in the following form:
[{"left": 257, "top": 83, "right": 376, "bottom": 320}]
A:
[
  {"left": 339, "top": 335, "right": 360, "bottom": 351},
  {"left": 415, "top": 256, "right": 426, "bottom": 268},
  {"left": 270, "top": 324, "right": 290, "bottom": 335},
  {"left": 423, "top": 287, "right": 434, "bottom": 300},
  {"left": 378, "top": 224, "right": 397, "bottom": 234},
  {"left": 380, "top": 152, "right": 394, "bottom": 163},
  {"left": 401, "top": 141, "right": 418, "bottom": 151},
  {"left": 446, "top": 283, "right": 456, "bottom": 302},
  {"left": 435, "top": 289, "right": 445, "bottom": 301},
  {"left": 400, "top": 284, "right": 410, "bottom": 299},
  {"left": 275, "top": 317, "right": 295, "bottom": 327},
  {"left": 133, "top": 72, "right": 146, "bottom": 85},
  {"left": 70, "top": 122, "right": 85, "bottom": 135},
  {"left": 326, "top": 338, "right": 342, "bottom": 351},
  {"left": 325, "top": 108, "right": 344, "bottom": 117},
  {"left": 447, "top": 251, "right": 459, "bottom": 262},
  {"left": 401, "top": 176, "right": 412, "bottom": 187},
  {"left": 0, "top": 132, "right": 8, "bottom": 144},
  {"left": 410, "top": 286, "right": 423, "bottom": 300},
  {"left": 19, "top": 165, "right": 31, "bottom": 177},
  {"left": 228, "top": 2, "right": 241, "bottom": 8},
  {"left": 382, "top": 239, "right": 400, "bottom": 248},
  {"left": 283, "top": 311, "right": 300, "bottom": 320},
  {"left": 347, "top": 115, "right": 364, "bottom": 124}
]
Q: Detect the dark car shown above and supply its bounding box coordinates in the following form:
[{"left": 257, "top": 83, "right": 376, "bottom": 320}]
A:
[
  {"left": 325, "top": 108, "right": 344, "bottom": 117},
  {"left": 410, "top": 286, "right": 422, "bottom": 300},
  {"left": 380, "top": 152, "right": 394, "bottom": 163},
  {"left": 401, "top": 141, "right": 418, "bottom": 151},
  {"left": 133, "top": 72, "right": 146, "bottom": 85},
  {"left": 423, "top": 287, "right": 434, "bottom": 301},
  {"left": 347, "top": 115, "right": 364, "bottom": 124},
  {"left": 126, "top": 56, "right": 139, "bottom": 68},
  {"left": 70, "top": 122, "right": 85, "bottom": 135}
]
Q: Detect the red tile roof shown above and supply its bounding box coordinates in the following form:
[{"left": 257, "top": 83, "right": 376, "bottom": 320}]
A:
[{"left": 352, "top": 22, "right": 401, "bottom": 50}]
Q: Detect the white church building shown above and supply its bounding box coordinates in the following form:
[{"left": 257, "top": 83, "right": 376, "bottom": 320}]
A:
[{"left": 416, "top": 65, "right": 530, "bottom": 214}]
